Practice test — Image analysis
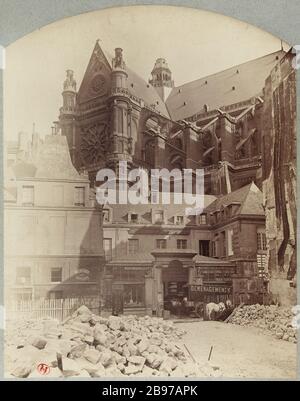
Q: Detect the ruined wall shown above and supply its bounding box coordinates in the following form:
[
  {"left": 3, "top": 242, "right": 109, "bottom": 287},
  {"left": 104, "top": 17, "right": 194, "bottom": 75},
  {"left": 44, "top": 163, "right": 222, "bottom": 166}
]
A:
[{"left": 262, "top": 51, "right": 297, "bottom": 306}]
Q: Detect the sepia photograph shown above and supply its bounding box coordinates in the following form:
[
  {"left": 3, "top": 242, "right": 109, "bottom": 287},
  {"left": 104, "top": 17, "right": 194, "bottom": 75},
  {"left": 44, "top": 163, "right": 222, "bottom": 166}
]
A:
[{"left": 2, "top": 4, "right": 297, "bottom": 381}]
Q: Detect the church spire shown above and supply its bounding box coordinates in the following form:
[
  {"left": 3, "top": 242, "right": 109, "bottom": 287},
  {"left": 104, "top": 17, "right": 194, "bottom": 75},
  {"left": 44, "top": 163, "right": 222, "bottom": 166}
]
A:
[
  {"left": 149, "top": 58, "right": 174, "bottom": 101},
  {"left": 59, "top": 70, "right": 77, "bottom": 163},
  {"left": 62, "top": 70, "right": 76, "bottom": 110}
]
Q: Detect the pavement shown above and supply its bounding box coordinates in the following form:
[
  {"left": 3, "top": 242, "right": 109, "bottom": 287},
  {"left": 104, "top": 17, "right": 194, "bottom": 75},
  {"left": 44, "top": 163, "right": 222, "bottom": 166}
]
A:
[{"left": 179, "top": 321, "right": 297, "bottom": 379}]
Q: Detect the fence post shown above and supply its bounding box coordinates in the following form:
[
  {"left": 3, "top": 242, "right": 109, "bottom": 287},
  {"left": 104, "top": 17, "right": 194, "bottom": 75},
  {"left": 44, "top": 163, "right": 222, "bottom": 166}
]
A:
[{"left": 61, "top": 298, "right": 64, "bottom": 322}]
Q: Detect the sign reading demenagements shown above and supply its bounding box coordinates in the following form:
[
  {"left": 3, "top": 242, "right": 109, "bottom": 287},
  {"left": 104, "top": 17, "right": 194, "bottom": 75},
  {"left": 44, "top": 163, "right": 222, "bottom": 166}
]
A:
[{"left": 190, "top": 284, "right": 232, "bottom": 294}]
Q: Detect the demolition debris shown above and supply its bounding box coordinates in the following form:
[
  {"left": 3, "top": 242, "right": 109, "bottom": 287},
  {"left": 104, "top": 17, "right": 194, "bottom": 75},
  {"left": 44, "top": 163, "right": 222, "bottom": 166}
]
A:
[
  {"left": 227, "top": 304, "right": 298, "bottom": 343},
  {"left": 5, "top": 306, "right": 222, "bottom": 378}
]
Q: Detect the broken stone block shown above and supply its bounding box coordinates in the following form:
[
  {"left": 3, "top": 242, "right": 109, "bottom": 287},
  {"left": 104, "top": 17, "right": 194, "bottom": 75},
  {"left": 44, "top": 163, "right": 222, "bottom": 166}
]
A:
[
  {"left": 31, "top": 336, "right": 47, "bottom": 350},
  {"left": 124, "top": 363, "right": 143, "bottom": 375},
  {"left": 127, "top": 343, "right": 138, "bottom": 356},
  {"left": 61, "top": 357, "right": 82, "bottom": 376},
  {"left": 122, "top": 346, "right": 131, "bottom": 359},
  {"left": 77, "top": 369, "right": 91, "bottom": 378},
  {"left": 74, "top": 305, "right": 92, "bottom": 316},
  {"left": 84, "top": 348, "right": 101, "bottom": 364},
  {"left": 42, "top": 319, "right": 63, "bottom": 339},
  {"left": 36, "top": 349, "right": 59, "bottom": 368},
  {"left": 95, "top": 322, "right": 108, "bottom": 332},
  {"left": 79, "top": 313, "right": 93, "bottom": 323},
  {"left": 68, "top": 343, "right": 88, "bottom": 359},
  {"left": 98, "top": 350, "right": 113, "bottom": 367},
  {"left": 116, "top": 336, "right": 127, "bottom": 347},
  {"left": 147, "top": 344, "right": 161, "bottom": 354},
  {"left": 59, "top": 340, "right": 75, "bottom": 356},
  {"left": 44, "top": 339, "right": 73, "bottom": 357},
  {"left": 117, "top": 363, "right": 125, "bottom": 372},
  {"left": 42, "top": 319, "right": 59, "bottom": 332},
  {"left": 127, "top": 355, "right": 145, "bottom": 366},
  {"left": 88, "top": 316, "right": 99, "bottom": 326},
  {"left": 108, "top": 316, "right": 122, "bottom": 331},
  {"left": 13, "top": 344, "right": 42, "bottom": 366},
  {"left": 6, "top": 305, "right": 194, "bottom": 379},
  {"left": 11, "top": 362, "right": 34, "bottom": 378},
  {"left": 95, "top": 344, "right": 107, "bottom": 353},
  {"left": 90, "top": 363, "right": 106, "bottom": 377},
  {"left": 149, "top": 337, "right": 162, "bottom": 346},
  {"left": 98, "top": 316, "right": 109, "bottom": 325},
  {"left": 182, "top": 362, "right": 199, "bottom": 377},
  {"left": 141, "top": 365, "right": 155, "bottom": 376},
  {"left": 159, "top": 356, "right": 178, "bottom": 375},
  {"left": 94, "top": 331, "right": 107, "bottom": 346},
  {"left": 105, "top": 365, "right": 124, "bottom": 377},
  {"left": 84, "top": 335, "right": 94, "bottom": 345},
  {"left": 66, "top": 321, "right": 93, "bottom": 336},
  {"left": 112, "top": 351, "right": 126, "bottom": 365},
  {"left": 146, "top": 354, "right": 163, "bottom": 369}
]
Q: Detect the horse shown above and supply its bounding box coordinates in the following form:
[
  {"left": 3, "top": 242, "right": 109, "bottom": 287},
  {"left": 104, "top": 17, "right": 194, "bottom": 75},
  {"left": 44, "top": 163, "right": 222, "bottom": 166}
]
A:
[
  {"left": 205, "top": 302, "right": 226, "bottom": 321},
  {"left": 225, "top": 299, "right": 233, "bottom": 309}
]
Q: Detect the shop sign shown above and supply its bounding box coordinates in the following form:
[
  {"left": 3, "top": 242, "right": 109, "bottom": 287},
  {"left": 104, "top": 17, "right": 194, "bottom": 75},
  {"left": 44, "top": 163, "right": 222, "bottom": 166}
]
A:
[{"left": 190, "top": 284, "right": 232, "bottom": 294}]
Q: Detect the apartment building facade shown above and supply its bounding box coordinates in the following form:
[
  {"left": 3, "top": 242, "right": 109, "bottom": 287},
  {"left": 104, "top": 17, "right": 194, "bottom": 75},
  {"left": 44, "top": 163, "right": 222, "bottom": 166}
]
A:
[{"left": 4, "top": 134, "right": 103, "bottom": 301}]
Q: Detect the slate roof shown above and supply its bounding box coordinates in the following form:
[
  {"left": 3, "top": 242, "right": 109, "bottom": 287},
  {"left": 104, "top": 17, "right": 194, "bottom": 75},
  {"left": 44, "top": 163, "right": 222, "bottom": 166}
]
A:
[
  {"left": 204, "top": 182, "right": 264, "bottom": 216},
  {"left": 108, "top": 252, "right": 235, "bottom": 266},
  {"left": 166, "top": 51, "right": 285, "bottom": 121},
  {"left": 34, "top": 135, "right": 83, "bottom": 180},
  {"left": 107, "top": 253, "right": 155, "bottom": 265},
  {"left": 106, "top": 195, "right": 216, "bottom": 225},
  {"left": 11, "top": 135, "right": 88, "bottom": 181},
  {"left": 194, "top": 255, "right": 234, "bottom": 265},
  {"left": 102, "top": 47, "right": 170, "bottom": 117},
  {"left": 152, "top": 248, "right": 197, "bottom": 256},
  {"left": 126, "top": 66, "right": 170, "bottom": 117}
]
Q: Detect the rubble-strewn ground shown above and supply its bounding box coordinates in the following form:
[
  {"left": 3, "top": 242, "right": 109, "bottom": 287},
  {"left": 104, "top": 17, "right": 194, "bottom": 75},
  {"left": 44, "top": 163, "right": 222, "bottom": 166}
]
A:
[
  {"left": 179, "top": 321, "right": 297, "bottom": 379},
  {"left": 5, "top": 305, "right": 297, "bottom": 379},
  {"left": 5, "top": 306, "right": 219, "bottom": 379},
  {"left": 227, "top": 304, "right": 298, "bottom": 343}
]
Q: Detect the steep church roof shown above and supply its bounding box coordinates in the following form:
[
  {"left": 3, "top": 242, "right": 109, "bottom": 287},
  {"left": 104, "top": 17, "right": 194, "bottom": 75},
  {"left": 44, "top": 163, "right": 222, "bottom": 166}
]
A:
[
  {"left": 166, "top": 50, "right": 285, "bottom": 121},
  {"left": 205, "top": 182, "right": 264, "bottom": 217},
  {"left": 84, "top": 42, "right": 170, "bottom": 117},
  {"left": 126, "top": 66, "right": 170, "bottom": 117}
]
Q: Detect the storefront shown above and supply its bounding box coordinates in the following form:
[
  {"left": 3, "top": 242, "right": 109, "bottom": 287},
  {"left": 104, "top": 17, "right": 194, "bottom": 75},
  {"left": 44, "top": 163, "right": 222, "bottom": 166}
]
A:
[
  {"left": 103, "top": 254, "right": 154, "bottom": 314},
  {"left": 189, "top": 283, "right": 232, "bottom": 304},
  {"left": 151, "top": 249, "right": 197, "bottom": 316},
  {"left": 192, "top": 256, "right": 236, "bottom": 304},
  {"left": 102, "top": 252, "right": 239, "bottom": 316}
]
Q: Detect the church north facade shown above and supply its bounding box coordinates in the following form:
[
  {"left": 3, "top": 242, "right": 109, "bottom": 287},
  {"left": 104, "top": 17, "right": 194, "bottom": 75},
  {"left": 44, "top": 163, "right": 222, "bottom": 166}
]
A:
[
  {"left": 56, "top": 41, "right": 283, "bottom": 314},
  {"left": 5, "top": 41, "right": 296, "bottom": 315},
  {"left": 59, "top": 41, "right": 284, "bottom": 193}
]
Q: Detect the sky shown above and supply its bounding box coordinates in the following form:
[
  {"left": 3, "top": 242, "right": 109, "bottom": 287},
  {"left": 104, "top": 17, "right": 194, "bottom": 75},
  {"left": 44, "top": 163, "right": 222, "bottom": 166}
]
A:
[{"left": 3, "top": 5, "right": 289, "bottom": 140}]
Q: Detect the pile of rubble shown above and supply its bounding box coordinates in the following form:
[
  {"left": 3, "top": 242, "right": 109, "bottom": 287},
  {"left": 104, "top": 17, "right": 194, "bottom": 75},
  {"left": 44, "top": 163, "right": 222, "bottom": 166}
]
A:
[
  {"left": 5, "top": 306, "right": 220, "bottom": 378},
  {"left": 227, "top": 304, "right": 297, "bottom": 343}
]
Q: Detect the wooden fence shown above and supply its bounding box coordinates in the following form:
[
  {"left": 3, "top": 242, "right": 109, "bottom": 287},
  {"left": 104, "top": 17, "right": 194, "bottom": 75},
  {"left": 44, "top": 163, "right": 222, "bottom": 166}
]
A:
[{"left": 6, "top": 297, "right": 101, "bottom": 322}]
